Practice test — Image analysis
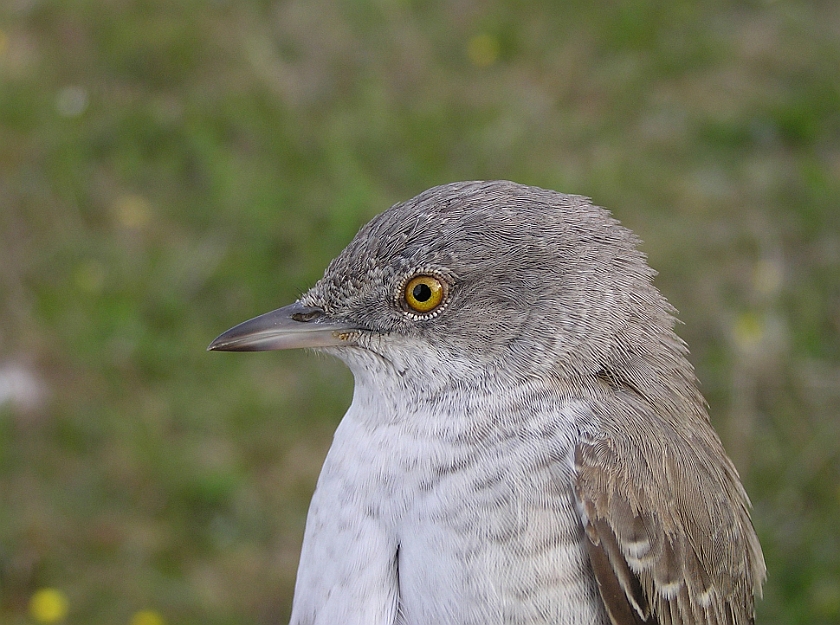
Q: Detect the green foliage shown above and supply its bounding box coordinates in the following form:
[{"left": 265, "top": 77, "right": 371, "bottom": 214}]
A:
[{"left": 1, "top": 0, "right": 838, "bottom": 623}]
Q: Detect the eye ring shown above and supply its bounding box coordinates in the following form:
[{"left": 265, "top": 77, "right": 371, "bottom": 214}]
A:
[{"left": 402, "top": 274, "right": 446, "bottom": 315}]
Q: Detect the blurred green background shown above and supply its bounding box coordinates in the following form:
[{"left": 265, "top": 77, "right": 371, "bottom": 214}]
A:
[{"left": 1, "top": 0, "right": 838, "bottom": 623}]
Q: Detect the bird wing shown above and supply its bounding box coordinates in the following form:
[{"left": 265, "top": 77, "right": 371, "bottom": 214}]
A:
[{"left": 573, "top": 407, "right": 764, "bottom": 625}]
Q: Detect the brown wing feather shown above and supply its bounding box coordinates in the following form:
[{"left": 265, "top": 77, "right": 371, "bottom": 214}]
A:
[
  {"left": 582, "top": 513, "right": 653, "bottom": 625},
  {"left": 573, "top": 403, "right": 765, "bottom": 625}
]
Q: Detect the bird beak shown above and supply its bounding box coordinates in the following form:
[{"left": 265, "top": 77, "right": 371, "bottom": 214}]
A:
[{"left": 208, "top": 302, "right": 362, "bottom": 352}]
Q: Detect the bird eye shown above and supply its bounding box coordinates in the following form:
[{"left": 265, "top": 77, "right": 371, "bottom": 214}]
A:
[{"left": 403, "top": 275, "right": 445, "bottom": 314}]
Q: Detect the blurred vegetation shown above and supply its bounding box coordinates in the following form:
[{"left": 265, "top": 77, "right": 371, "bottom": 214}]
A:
[{"left": 1, "top": 0, "right": 838, "bottom": 623}]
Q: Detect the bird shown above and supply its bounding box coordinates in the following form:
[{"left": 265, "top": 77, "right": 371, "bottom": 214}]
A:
[{"left": 209, "top": 180, "right": 765, "bottom": 625}]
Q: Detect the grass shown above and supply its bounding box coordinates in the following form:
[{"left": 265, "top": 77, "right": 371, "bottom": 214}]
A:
[{"left": 1, "top": 0, "right": 839, "bottom": 623}]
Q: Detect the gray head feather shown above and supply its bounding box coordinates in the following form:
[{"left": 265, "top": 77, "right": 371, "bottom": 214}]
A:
[{"left": 301, "top": 180, "right": 703, "bottom": 424}]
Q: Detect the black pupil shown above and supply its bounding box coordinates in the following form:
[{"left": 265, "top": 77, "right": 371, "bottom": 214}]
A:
[{"left": 412, "top": 283, "right": 432, "bottom": 302}]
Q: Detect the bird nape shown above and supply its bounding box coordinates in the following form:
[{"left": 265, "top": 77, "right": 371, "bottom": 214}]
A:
[{"left": 209, "top": 180, "right": 765, "bottom": 625}]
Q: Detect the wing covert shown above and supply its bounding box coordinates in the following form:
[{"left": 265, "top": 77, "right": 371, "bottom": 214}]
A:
[{"left": 573, "top": 418, "right": 764, "bottom": 625}]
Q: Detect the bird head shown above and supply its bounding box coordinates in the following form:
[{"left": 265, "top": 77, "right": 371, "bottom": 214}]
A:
[{"left": 210, "top": 181, "right": 701, "bottom": 416}]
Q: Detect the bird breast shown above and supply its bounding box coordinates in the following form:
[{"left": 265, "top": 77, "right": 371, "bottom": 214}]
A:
[{"left": 290, "top": 388, "right": 611, "bottom": 625}]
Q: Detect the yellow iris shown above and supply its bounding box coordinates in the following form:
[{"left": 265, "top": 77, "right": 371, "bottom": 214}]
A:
[{"left": 403, "top": 275, "right": 444, "bottom": 314}]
